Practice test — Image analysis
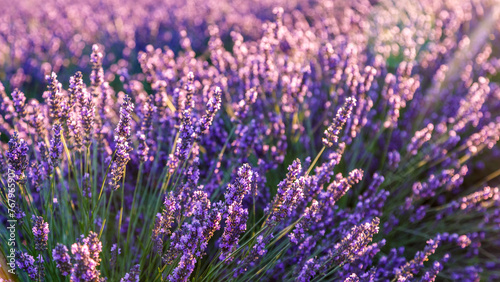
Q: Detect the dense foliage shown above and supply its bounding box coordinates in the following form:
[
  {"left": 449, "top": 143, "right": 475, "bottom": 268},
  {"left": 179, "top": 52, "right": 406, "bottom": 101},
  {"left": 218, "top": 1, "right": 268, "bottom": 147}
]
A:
[{"left": 1, "top": 0, "right": 500, "bottom": 281}]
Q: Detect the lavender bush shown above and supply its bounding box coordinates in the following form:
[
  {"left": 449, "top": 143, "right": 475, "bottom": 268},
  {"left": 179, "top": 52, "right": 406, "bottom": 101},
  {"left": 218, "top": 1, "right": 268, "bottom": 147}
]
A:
[{"left": 1, "top": 0, "right": 500, "bottom": 281}]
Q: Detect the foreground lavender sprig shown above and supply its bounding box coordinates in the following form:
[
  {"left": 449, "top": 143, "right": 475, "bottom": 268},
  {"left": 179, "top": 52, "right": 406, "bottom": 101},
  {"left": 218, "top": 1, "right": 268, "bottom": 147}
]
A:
[
  {"left": 330, "top": 217, "right": 380, "bottom": 265},
  {"left": 70, "top": 231, "right": 103, "bottom": 282},
  {"left": 220, "top": 164, "right": 254, "bottom": 261},
  {"left": 16, "top": 252, "right": 44, "bottom": 280}
]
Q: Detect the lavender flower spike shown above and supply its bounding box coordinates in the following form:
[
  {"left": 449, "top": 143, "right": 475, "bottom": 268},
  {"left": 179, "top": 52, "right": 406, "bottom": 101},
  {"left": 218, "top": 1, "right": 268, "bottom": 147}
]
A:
[
  {"left": 53, "top": 243, "right": 72, "bottom": 276},
  {"left": 121, "top": 264, "right": 140, "bottom": 282},
  {"left": 71, "top": 231, "right": 103, "bottom": 281},
  {"left": 45, "top": 72, "right": 67, "bottom": 122},
  {"left": 220, "top": 164, "right": 254, "bottom": 261},
  {"left": 16, "top": 252, "right": 43, "bottom": 280},
  {"left": 7, "top": 131, "right": 29, "bottom": 180},
  {"left": 323, "top": 97, "right": 357, "bottom": 147},
  {"left": 197, "top": 86, "right": 222, "bottom": 135},
  {"left": 332, "top": 217, "right": 380, "bottom": 265},
  {"left": 32, "top": 215, "right": 49, "bottom": 251},
  {"left": 81, "top": 89, "right": 95, "bottom": 148},
  {"left": 268, "top": 159, "right": 305, "bottom": 225},
  {"left": 109, "top": 94, "right": 134, "bottom": 190},
  {"left": 11, "top": 88, "right": 27, "bottom": 119},
  {"left": 49, "top": 123, "right": 63, "bottom": 171}
]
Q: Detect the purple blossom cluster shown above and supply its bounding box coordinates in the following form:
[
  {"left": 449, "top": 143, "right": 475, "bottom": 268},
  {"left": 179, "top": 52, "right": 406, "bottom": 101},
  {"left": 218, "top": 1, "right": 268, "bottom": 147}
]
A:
[{"left": 1, "top": 0, "right": 500, "bottom": 281}]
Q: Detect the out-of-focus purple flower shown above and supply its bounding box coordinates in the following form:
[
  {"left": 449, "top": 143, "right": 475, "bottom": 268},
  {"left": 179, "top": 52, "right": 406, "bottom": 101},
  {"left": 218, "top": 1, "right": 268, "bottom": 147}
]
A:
[
  {"left": 11, "top": 88, "right": 27, "bottom": 119},
  {"left": 234, "top": 88, "right": 258, "bottom": 121},
  {"left": 13, "top": 205, "right": 26, "bottom": 225},
  {"left": 388, "top": 150, "right": 400, "bottom": 170},
  {"left": 90, "top": 44, "right": 104, "bottom": 97},
  {"left": 407, "top": 123, "right": 434, "bottom": 156},
  {"left": 121, "top": 264, "right": 140, "bottom": 282},
  {"left": 297, "top": 258, "right": 320, "bottom": 282},
  {"left": 344, "top": 273, "right": 360, "bottom": 282},
  {"left": 110, "top": 243, "right": 121, "bottom": 267},
  {"left": 184, "top": 72, "right": 195, "bottom": 112},
  {"left": 29, "top": 101, "right": 46, "bottom": 141}
]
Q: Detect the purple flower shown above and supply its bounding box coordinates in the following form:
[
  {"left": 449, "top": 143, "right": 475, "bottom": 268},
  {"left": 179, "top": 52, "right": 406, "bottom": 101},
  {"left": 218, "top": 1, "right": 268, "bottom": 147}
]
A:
[
  {"left": 81, "top": 90, "right": 95, "bottom": 148},
  {"left": 71, "top": 231, "right": 103, "bottom": 282},
  {"left": 16, "top": 252, "right": 44, "bottom": 280},
  {"left": 420, "top": 261, "right": 444, "bottom": 282},
  {"left": 344, "top": 273, "right": 360, "bottom": 282},
  {"left": 137, "top": 96, "right": 156, "bottom": 162},
  {"left": 331, "top": 217, "right": 380, "bottom": 265},
  {"left": 32, "top": 215, "right": 49, "bottom": 251},
  {"left": 184, "top": 72, "right": 195, "bottom": 112},
  {"left": 407, "top": 123, "right": 434, "bottom": 156},
  {"left": 45, "top": 72, "right": 67, "bottom": 122},
  {"left": 165, "top": 192, "right": 221, "bottom": 281},
  {"left": 176, "top": 110, "right": 195, "bottom": 161},
  {"left": 197, "top": 86, "right": 222, "bottom": 135},
  {"left": 49, "top": 123, "right": 63, "bottom": 170},
  {"left": 53, "top": 243, "right": 72, "bottom": 276},
  {"left": 395, "top": 236, "right": 441, "bottom": 280},
  {"left": 69, "top": 71, "right": 84, "bottom": 106},
  {"left": 110, "top": 243, "right": 121, "bottom": 267},
  {"left": 11, "top": 88, "right": 27, "bottom": 119},
  {"left": 323, "top": 97, "right": 356, "bottom": 147},
  {"left": 109, "top": 94, "right": 134, "bottom": 190},
  {"left": 297, "top": 258, "right": 320, "bottom": 282},
  {"left": 121, "top": 264, "right": 140, "bottom": 282},
  {"left": 220, "top": 164, "right": 254, "bottom": 261},
  {"left": 234, "top": 88, "right": 258, "bottom": 121},
  {"left": 290, "top": 199, "right": 320, "bottom": 244},
  {"left": 90, "top": 44, "right": 104, "bottom": 97},
  {"left": 71, "top": 243, "right": 100, "bottom": 281},
  {"left": 29, "top": 101, "right": 47, "bottom": 141},
  {"left": 152, "top": 192, "right": 179, "bottom": 255},
  {"left": 6, "top": 131, "right": 29, "bottom": 180}
]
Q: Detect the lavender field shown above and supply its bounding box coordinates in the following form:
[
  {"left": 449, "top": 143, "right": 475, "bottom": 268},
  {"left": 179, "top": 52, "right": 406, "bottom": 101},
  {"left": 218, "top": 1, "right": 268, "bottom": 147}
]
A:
[{"left": 1, "top": 0, "right": 500, "bottom": 281}]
